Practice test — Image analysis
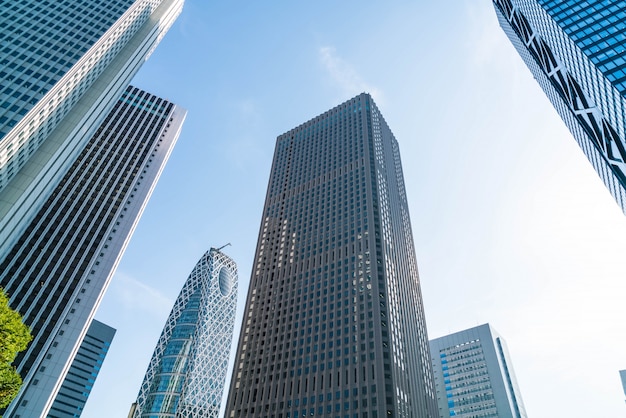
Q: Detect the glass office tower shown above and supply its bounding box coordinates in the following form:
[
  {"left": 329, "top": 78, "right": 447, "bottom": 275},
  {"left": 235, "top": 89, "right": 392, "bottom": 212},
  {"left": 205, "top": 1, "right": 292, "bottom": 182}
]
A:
[
  {"left": 132, "top": 248, "right": 238, "bottom": 418},
  {"left": 0, "top": 86, "right": 185, "bottom": 417},
  {"left": 430, "top": 324, "right": 527, "bottom": 418},
  {"left": 0, "top": 0, "right": 184, "bottom": 258},
  {"left": 49, "top": 320, "right": 116, "bottom": 418},
  {"left": 225, "top": 94, "right": 438, "bottom": 418},
  {"left": 493, "top": 0, "right": 626, "bottom": 213}
]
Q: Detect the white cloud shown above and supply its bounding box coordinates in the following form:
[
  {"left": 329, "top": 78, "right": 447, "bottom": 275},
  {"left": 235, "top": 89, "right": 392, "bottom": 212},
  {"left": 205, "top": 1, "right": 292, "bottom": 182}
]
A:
[
  {"left": 234, "top": 98, "right": 262, "bottom": 125},
  {"left": 110, "top": 272, "right": 174, "bottom": 318},
  {"left": 463, "top": 4, "right": 507, "bottom": 68},
  {"left": 318, "top": 46, "right": 384, "bottom": 104}
]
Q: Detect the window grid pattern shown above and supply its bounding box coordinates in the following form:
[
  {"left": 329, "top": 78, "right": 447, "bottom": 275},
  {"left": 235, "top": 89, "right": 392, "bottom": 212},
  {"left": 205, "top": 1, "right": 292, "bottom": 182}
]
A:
[
  {"left": 538, "top": 0, "right": 626, "bottom": 93},
  {"left": 0, "top": 0, "right": 167, "bottom": 191},
  {"left": 493, "top": 0, "right": 626, "bottom": 214},
  {"left": 48, "top": 320, "right": 116, "bottom": 418},
  {"left": 0, "top": 86, "right": 183, "bottom": 417},
  {"left": 370, "top": 105, "right": 436, "bottom": 417},
  {"left": 434, "top": 341, "right": 497, "bottom": 418},
  {"left": 430, "top": 325, "right": 527, "bottom": 418},
  {"left": 132, "top": 249, "right": 238, "bottom": 418},
  {"left": 225, "top": 94, "right": 437, "bottom": 418}
]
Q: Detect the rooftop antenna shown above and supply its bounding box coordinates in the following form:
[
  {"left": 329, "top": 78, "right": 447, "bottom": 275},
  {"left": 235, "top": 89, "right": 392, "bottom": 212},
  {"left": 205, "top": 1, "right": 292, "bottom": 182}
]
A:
[{"left": 216, "top": 243, "right": 231, "bottom": 251}]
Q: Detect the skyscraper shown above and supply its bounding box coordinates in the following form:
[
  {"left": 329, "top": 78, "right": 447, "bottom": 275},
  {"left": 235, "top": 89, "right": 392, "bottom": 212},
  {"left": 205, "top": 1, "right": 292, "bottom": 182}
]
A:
[
  {"left": 0, "top": 86, "right": 186, "bottom": 417},
  {"left": 0, "top": 0, "right": 184, "bottom": 258},
  {"left": 225, "top": 94, "right": 438, "bottom": 418},
  {"left": 493, "top": 0, "right": 626, "bottom": 213},
  {"left": 429, "top": 324, "right": 526, "bottom": 418},
  {"left": 132, "top": 247, "right": 238, "bottom": 418},
  {"left": 49, "top": 319, "right": 116, "bottom": 418}
]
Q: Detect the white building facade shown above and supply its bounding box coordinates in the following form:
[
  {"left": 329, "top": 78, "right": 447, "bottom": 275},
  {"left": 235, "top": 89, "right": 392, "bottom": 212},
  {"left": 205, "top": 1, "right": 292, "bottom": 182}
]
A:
[
  {"left": 0, "top": 0, "right": 184, "bottom": 258},
  {"left": 430, "top": 324, "right": 526, "bottom": 418}
]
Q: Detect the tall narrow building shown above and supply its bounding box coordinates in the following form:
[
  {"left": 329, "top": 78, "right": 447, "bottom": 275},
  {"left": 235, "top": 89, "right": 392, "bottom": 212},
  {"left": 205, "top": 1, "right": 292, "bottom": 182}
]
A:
[
  {"left": 49, "top": 319, "right": 116, "bottom": 418},
  {"left": 493, "top": 0, "right": 626, "bottom": 213},
  {"left": 225, "top": 94, "right": 438, "bottom": 418},
  {"left": 0, "top": 0, "right": 184, "bottom": 258},
  {"left": 0, "top": 86, "right": 186, "bottom": 417},
  {"left": 430, "top": 324, "right": 527, "bottom": 418},
  {"left": 132, "top": 248, "right": 238, "bottom": 418}
]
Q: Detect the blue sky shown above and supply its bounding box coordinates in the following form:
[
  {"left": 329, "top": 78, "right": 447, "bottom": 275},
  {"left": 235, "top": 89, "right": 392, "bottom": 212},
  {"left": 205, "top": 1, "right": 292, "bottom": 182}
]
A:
[{"left": 84, "top": 2, "right": 626, "bottom": 417}]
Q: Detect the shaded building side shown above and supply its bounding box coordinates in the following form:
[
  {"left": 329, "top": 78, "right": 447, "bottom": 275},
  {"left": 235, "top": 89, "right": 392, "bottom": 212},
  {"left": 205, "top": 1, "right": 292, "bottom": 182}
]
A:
[
  {"left": 225, "top": 93, "right": 437, "bottom": 418},
  {"left": 0, "top": 86, "right": 185, "bottom": 417},
  {"left": 48, "top": 319, "right": 116, "bottom": 418}
]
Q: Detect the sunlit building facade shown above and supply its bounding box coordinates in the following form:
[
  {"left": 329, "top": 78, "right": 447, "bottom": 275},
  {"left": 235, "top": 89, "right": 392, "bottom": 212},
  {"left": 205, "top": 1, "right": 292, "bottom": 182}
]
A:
[
  {"left": 0, "top": 86, "right": 185, "bottom": 417},
  {"left": 0, "top": 0, "right": 184, "bottom": 258},
  {"left": 430, "top": 324, "right": 526, "bottom": 418},
  {"left": 493, "top": 0, "right": 626, "bottom": 213},
  {"left": 225, "top": 94, "right": 438, "bottom": 418},
  {"left": 132, "top": 248, "right": 238, "bottom": 418}
]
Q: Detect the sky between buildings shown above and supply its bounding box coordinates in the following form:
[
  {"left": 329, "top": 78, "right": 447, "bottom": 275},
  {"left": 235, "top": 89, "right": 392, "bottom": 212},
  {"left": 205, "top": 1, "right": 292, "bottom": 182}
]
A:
[{"left": 83, "top": 2, "right": 626, "bottom": 417}]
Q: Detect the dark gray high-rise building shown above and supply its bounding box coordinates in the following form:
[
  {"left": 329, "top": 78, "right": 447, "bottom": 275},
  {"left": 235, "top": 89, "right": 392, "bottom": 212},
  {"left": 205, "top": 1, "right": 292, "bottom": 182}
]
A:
[
  {"left": 225, "top": 94, "right": 437, "bottom": 418},
  {"left": 49, "top": 319, "right": 116, "bottom": 418},
  {"left": 493, "top": 0, "right": 626, "bottom": 213},
  {"left": 0, "top": 86, "right": 185, "bottom": 417}
]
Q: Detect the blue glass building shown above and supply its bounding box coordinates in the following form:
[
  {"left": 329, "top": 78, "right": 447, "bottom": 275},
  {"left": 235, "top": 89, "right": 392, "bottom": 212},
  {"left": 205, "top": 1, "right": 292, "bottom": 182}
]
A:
[
  {"left": 49, "top": 320, "right": 116, "bottom": 418},
  {"left": 493, "top": 0, "right": 626, "bottom": 213},
  {"left": 132, "top": 248, "right": 238, "bottom": 418}
]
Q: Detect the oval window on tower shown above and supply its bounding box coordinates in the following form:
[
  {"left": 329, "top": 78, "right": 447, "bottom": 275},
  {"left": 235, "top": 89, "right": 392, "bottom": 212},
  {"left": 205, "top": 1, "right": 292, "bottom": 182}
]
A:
[{"left": 218, "top": 267, "right": 234, "bottom": 296}]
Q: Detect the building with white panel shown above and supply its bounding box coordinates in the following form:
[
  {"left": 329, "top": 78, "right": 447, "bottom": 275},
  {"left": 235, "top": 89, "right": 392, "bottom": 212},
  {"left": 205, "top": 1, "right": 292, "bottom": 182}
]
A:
[
  {"left": 430, "top": 324, "right": 526, "bottom": 418},
  {"left": 132, "top": 248, "right": 238, "bottom": 418},
  {"left": 0, "top": 0, "right": 184, "bottom": 258},
  {"left": 0, "top": 86, "right": 185, "bottom": 417}
]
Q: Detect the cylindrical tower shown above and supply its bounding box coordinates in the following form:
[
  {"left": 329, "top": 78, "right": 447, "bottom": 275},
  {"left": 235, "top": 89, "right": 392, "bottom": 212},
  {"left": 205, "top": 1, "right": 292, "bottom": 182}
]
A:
[{"left": 133, "top": 248, "right": 238, "bottom": 418}]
